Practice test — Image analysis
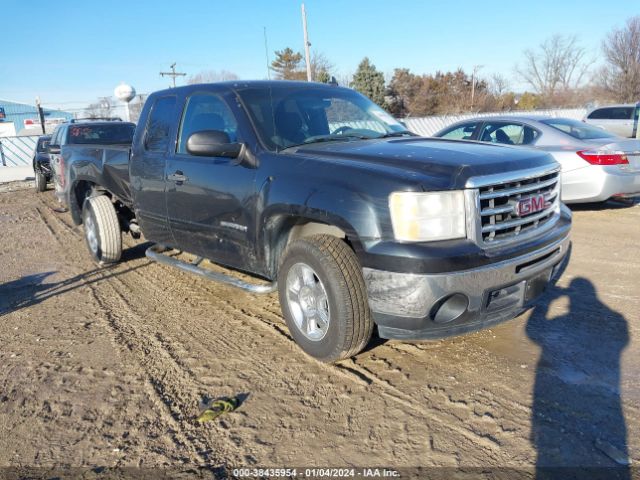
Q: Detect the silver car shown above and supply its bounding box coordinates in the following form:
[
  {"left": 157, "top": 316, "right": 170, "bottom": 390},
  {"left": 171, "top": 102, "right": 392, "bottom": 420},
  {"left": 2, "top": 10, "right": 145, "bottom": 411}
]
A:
[
  {"left": 584, "top": 104, "right": 639, "bottom": 138},
  {"left": 433, "top": 116, "right": 640, "bottom": 203}
]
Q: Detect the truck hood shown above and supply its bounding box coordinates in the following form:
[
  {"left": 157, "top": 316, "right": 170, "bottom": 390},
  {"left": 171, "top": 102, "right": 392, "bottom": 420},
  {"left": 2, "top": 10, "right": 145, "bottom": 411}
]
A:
[{"left": 287, "top": 138, "right": 556, "bottom": 190}]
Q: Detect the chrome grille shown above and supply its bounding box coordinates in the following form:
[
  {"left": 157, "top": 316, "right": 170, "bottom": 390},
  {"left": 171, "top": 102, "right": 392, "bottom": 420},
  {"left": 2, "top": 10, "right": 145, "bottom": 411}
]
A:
[{"left": 477, "top": 170, "right": 560, "bottom": 245}]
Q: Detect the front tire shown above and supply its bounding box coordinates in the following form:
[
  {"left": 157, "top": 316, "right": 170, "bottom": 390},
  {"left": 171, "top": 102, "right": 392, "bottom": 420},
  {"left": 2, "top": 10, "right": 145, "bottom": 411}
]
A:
[
  {"left": 278, "top": 235, "right": 373, "bottom": 362},
  {"left": 35, "top": 171, "right": 47, "bottom": 192},
  {"left": 82, "top": 195, "right": 122, "bottom": 264}
]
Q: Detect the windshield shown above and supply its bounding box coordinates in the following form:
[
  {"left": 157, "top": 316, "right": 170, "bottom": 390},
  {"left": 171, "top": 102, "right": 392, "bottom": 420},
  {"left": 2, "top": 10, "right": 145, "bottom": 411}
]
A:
[
  {"left": 236, "top": 85, "right": 409, "bottom": 151},
  {"left": 67, "top": 123, "right": 135, "bottom": 145},
  {"left": 541, "top": 118, "right": 617, "bottom": 140}
]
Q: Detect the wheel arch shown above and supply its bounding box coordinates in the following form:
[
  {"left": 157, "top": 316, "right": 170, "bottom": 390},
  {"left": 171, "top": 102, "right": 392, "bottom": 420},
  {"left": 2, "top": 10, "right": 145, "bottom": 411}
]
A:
[{"left": 262, "top": 212, "right": 358, "bottom": 280}]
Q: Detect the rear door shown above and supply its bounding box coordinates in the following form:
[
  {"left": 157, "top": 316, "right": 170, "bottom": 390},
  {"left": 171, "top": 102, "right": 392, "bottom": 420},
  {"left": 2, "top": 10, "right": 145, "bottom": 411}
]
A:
[
  {"left": 164, "top": 91, "right": 256, "bottom": 269},
  {"left": 132, "top": 95, "right": 177, "bottom": 246}
]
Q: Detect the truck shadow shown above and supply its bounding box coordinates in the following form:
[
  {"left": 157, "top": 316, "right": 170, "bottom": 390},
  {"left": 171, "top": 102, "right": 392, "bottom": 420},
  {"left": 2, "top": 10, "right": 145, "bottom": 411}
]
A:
[
  {"left": 526, "top": 277, "right": 630, "bottom": 478},
  {"left": 0, "top": 242, "right": 153, "bottom": 317},
  {"left": 568, "top": 198, "right": 639, "bottom": 211}
]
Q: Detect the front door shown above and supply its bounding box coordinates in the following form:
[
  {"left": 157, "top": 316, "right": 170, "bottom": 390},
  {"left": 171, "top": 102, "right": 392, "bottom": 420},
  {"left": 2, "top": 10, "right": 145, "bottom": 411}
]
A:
[
  {"left": 131, "top": 95, "right": 177, "bottom": 246},
  {"left": 165, "top": 92, "right": 256, "bottom": 270}
]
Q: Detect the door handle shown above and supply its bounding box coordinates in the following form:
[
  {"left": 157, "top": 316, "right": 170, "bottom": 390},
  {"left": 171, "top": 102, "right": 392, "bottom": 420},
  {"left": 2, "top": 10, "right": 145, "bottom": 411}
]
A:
[{"left": 167, "top": 170, "right": 188, "bottom": 184}]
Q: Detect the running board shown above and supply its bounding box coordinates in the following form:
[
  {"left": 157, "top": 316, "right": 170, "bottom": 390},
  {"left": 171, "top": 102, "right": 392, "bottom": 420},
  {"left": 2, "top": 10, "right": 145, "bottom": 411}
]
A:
[{"left": 145, "top": 245, "right": 277, "bottom": 294}]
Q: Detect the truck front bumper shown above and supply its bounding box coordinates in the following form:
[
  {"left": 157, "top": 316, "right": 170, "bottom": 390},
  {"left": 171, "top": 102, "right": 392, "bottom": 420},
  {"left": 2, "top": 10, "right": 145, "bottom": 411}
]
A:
[{"left": 363, "top": 233, "right": 571, "bottom": 340}]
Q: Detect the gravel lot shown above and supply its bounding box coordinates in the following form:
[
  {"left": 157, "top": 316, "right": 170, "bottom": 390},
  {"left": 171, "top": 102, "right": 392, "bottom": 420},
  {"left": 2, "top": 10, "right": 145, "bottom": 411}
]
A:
[{"left": 0, "top": 181, "right": 638, "bottom": 476}]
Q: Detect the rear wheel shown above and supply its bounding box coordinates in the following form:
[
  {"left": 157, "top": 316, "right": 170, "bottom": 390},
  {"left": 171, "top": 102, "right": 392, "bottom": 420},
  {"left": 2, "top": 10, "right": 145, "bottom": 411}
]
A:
[
  {"left": 278, "top": 234, "right": 373, "bottom": 362},
  {"left": 82, "top": 195, "right": 122, "bottom": 264},
  {"left": 34, "top": 171, "right": 47, "bottom": 192}
]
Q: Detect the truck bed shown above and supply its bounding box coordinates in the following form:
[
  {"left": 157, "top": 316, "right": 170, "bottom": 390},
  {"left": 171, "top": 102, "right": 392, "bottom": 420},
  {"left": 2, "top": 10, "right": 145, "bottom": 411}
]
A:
[{"left": 67, "top": 143, "right": 133, "bottom": 207}]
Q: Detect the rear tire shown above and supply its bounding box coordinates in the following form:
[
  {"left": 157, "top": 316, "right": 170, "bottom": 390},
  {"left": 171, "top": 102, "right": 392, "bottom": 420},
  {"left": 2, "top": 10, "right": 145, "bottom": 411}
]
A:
[
  {"left": 278, "top": 234, "right": 373, "bottom": 362},
  {"left": 82, "top": 195, "right": 122, "bottom": 264},
  {"left": 35, "top": 171, "right": 47, "bottom": 192}
]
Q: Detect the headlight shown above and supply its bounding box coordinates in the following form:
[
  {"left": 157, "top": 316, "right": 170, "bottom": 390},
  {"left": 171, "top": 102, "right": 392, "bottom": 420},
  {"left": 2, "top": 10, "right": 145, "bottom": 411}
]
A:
[{"left": 389, "top": 191, "right": 466, "bottom": 242}]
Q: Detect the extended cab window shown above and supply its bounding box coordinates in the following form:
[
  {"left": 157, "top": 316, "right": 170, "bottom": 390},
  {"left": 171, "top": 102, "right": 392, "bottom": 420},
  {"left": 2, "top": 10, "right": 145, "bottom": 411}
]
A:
[
  {"left": 439, "top": 122, "right": 479, "bottom": 140},
  {"left": 145, "top": 96, "right": 176, "bottom": 152},
  {"left": 479, "top": 122, "right": 538, "bottom": 145},
  {"left": 177, "top": 93, "right": 238, "bottom": 154}
]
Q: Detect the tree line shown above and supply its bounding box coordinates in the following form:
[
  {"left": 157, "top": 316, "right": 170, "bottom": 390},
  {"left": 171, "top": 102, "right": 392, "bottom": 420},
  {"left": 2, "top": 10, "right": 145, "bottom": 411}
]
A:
[
  {"left": 87, "top": 16, "right": 639, "bottom": 119},
  {"left": 263, "top": 15, "right": 640, "bottom": 116}
]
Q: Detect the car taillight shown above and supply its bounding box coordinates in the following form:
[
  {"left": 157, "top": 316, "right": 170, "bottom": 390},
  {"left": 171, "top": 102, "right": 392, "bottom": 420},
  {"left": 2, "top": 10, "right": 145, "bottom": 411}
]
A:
[{"left": 577, "top": 150, "right": 629, "bottom": 166}]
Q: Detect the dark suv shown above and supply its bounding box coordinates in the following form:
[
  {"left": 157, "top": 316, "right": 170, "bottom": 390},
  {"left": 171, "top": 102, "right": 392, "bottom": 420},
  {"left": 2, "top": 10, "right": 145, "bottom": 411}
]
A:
[{"left": 32, "top": 134, "right": 52, "bottom": 192}]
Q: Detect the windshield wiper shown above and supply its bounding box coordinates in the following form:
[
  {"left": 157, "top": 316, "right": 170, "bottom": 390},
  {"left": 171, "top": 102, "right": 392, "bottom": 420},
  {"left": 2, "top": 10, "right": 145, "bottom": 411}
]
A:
[
  {"left": 282, "top": 134, "right": 371, "bottom": 150},
  {"left": 376, "top": 130, "right": 418, "bottom": 139}
]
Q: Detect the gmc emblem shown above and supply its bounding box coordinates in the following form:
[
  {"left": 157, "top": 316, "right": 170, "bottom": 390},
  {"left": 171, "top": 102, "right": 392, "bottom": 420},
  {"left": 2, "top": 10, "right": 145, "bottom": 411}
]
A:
[{"left": 514, "top": 195, "right": 548, "bottom": 216}]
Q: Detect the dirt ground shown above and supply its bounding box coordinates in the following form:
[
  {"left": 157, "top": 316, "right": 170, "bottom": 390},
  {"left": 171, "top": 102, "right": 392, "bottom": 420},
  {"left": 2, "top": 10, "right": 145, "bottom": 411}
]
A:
[{"left": 0, "top": 181, "right": 638, "bottom": 476}]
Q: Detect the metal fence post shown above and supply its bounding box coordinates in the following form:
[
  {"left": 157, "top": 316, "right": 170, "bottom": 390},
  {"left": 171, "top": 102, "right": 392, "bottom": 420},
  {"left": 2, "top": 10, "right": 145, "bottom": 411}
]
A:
[{"left": 0, "top": 141, "right": 6, "bottom": 167}]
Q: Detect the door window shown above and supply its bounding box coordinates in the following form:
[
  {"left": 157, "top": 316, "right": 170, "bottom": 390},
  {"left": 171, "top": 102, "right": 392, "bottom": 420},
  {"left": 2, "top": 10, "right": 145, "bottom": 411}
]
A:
[
  {"left": 439, "top": 122, "right": 479, "bottom": 140},
  {"left": 144, "top": 96, "right": 176, "bottom": 152},
  {"left": 479, "top": 122, "right": 538, "bottom": 145},
  {"left": 177, "top": 93, "right": 238, "bottom": 154}
]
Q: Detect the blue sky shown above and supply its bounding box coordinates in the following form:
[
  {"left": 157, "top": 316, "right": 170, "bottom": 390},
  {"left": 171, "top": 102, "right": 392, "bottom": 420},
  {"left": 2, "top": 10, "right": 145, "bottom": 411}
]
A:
[{"left": 1, "top": 0, "right": 636, "bottom": 112}]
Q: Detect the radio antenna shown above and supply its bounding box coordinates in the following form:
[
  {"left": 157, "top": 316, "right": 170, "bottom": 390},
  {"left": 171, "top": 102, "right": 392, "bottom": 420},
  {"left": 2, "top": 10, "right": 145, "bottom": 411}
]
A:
[
  {"left": 263, "top": 26, "right": 278, "bottom": 152},
  {"left": 263, "top": 27, "right": 271, "bottom": 80}
]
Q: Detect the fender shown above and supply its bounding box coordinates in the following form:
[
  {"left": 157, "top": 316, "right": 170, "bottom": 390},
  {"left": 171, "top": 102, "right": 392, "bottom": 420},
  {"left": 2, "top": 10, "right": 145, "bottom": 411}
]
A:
[{"left": 256, "top": 172, "right": 392, "bottom": 279}]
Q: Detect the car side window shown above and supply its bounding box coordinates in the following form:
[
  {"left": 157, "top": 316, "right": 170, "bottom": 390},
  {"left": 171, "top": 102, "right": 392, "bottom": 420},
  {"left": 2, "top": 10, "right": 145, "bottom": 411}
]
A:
[
  {"left": 177, "top": 93, "right": 238, "bottom": 154},
  {"left": 439, "top": 122, "right": 479, "bottom": 140},
  {"left": 479, "top": 122, "right": 538, "bottom": 145},
  {"left": 589, "top": 107, "right": 634, "bottom": 120},
  {"left": 145, "top": 96, "right": 177, "bottom": 152}
]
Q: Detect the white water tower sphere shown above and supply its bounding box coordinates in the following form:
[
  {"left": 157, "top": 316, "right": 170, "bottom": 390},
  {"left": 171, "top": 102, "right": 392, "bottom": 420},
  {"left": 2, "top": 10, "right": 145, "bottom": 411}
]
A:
[{"left": 114, "top": 83, "right": 136, "bottom": 103}]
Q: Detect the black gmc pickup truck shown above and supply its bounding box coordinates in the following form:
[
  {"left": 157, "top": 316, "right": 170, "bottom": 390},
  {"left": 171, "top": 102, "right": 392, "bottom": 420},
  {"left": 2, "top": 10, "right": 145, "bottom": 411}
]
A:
[{"left": 57, "top": 81, "right": 572, "bottom": 362}]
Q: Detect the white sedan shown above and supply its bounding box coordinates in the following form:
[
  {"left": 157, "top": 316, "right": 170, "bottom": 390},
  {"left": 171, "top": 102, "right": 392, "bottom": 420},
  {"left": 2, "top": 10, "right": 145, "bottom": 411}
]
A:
[{"left": 434, "top": 116, "right": 640, "bottom": 203}]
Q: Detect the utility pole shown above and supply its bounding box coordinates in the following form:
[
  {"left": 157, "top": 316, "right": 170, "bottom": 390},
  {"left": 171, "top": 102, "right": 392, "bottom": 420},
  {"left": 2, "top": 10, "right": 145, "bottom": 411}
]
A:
[
  {"left": 301, "top": 4, "right": 312, "bottom": 82},
  {"left": 35, "top": 97, "right": 46, "bottom": 134},
  {"left": 470, "top": 65, "right": 483, "bottom": 110},
  {"left": 160, "top": 63, "right": 186, "bottom": 88}
]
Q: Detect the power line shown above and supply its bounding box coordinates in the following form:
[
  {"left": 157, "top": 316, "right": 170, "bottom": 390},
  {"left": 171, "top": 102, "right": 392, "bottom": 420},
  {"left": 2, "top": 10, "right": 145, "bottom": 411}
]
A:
[{"left": 160, "top": 62, "right": 187, "bottom": 88}]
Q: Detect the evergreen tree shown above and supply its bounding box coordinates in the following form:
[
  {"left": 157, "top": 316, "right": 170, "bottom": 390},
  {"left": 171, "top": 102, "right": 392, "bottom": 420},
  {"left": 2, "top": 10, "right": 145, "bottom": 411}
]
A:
[
  {"left": 271, "top": 48, "right": 305, "bottom": 80},
  {"left": 316, "top": 70, "right": 331, "bottom": 83},
  {"left": 350, "top": 57, "right": 386, "bottom": 106}
]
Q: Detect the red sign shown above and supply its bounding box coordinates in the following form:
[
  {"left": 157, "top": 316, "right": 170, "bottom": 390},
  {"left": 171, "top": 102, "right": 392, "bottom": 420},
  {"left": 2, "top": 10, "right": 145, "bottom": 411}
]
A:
[{"left": 515, "top": 195, "right": 548, "bottom": 216}]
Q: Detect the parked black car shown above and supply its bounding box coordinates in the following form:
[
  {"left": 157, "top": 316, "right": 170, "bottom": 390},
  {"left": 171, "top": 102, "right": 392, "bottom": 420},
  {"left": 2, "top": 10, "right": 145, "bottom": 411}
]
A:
[
  {"left": 32, "top": 134, "right": 52, "bottom": 192},
  {"left": 56, "top": 81, "right": 572, "bottom": 362}
]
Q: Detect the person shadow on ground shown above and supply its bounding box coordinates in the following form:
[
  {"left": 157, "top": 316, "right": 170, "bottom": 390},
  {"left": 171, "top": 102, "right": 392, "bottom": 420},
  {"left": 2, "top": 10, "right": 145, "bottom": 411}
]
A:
[{"left": 526, "top": 277, "right": 630, "bottom": 480}]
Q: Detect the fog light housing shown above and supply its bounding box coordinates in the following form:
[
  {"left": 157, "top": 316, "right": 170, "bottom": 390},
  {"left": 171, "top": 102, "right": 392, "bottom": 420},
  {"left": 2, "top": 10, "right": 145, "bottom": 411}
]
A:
[{"left": 430, "top": 293, "right": 469, "bottom": 324}]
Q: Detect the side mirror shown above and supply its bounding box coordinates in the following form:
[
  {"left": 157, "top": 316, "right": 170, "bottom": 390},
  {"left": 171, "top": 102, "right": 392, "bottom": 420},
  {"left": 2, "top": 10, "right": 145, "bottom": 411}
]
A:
[
  {"left": 48, "top": 144, "right": 61, "bottom": 155},
  {"left": 186, "top": 130, "right": 242, "bottom": 158}
]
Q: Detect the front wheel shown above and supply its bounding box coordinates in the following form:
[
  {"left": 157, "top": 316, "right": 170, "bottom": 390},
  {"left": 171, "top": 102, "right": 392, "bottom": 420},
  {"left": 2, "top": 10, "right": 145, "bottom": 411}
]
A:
[
  {"left": 34, "top": 171, "right": 47, "bottom": 192},
  {"left": 278, "top": 235, "right": 373, "bottom": 362},
  {"left": 82, "top": 195, "right": 122, "bottom": 264}
]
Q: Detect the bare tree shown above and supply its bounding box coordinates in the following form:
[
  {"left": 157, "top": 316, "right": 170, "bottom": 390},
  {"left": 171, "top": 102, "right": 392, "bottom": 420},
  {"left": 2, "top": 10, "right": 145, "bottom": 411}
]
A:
[
  {"left": 84, "top": 97, "right": 114, "bottom": 119},
  {"left": 186, "top": 70, "right": 239, "bottom": 85},
  {"left": 516, "top": 35, "right": 592, "bottom": 99},
  {"left": 310, "top": 52, "right": 334, "bottom": 81},
  {"left": 489, "top": 73, "right": 510, "bottom": 96},
  {"left": 601, "top": 16, "right": 640, "bottom": 102}
]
